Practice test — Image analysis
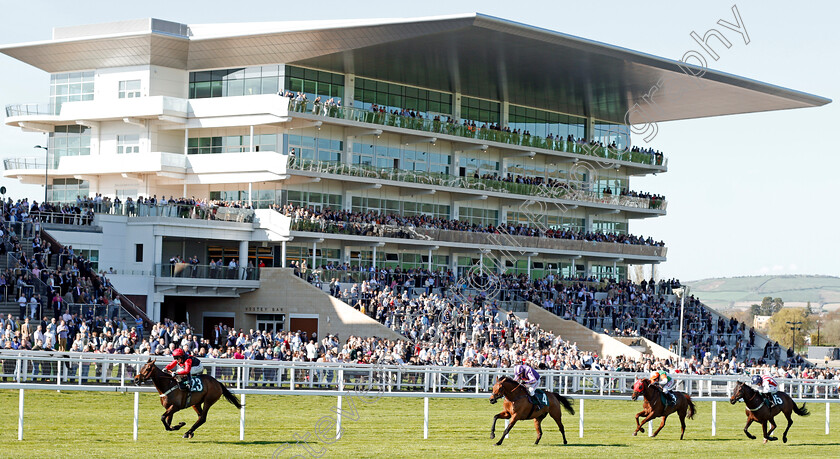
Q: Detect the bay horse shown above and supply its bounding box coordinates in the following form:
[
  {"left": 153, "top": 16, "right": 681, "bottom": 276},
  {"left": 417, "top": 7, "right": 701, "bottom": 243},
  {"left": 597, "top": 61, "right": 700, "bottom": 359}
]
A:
[
  {"left": 134, "top": 358, "right": 242, "bottom": 438},
  {"left": 489, "top": 376, "right": 575, "bottom": 446},
  {"left": 729, "top": 381, "right": 810, "bottom": 443},
  {"left": 631, "top": 378, "right": 696, "bottom": 439}
]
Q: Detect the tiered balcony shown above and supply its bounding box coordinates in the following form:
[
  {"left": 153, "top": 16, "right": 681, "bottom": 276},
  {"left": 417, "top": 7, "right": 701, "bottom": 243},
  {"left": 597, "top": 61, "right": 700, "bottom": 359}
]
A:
[
  {"left": 288, "top": 158, "right": 666, "bottom": 212},
  {"left": 288, "top": 100, "right": 667, "bottom": 169}
]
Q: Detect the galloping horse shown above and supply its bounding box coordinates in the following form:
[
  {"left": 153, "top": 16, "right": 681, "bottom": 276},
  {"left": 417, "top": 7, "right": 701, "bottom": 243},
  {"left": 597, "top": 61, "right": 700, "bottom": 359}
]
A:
[
  {"left": 134, "top": 358, "right": 242, "bottom": 438},
  {"left": 631, "top": 378, "right": 696, "bottom": 439},
  {"left": 729, "top": 381, "right": 810, "bottom": 443},
  {"left": 489, "top": 376, "right": 575, "bottom": 446}
]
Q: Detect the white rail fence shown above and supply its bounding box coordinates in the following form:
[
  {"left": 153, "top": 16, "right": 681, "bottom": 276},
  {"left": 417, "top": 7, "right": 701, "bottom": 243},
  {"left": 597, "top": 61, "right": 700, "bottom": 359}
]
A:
[{"left": 0, "top": 351, "right": 836, "bottom": 441}]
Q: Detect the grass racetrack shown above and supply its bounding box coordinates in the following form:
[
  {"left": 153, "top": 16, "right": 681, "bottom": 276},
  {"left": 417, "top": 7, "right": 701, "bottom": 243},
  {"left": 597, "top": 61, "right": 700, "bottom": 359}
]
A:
[{"left": 0, "top": 390, "right": 836, "bottom": 457}]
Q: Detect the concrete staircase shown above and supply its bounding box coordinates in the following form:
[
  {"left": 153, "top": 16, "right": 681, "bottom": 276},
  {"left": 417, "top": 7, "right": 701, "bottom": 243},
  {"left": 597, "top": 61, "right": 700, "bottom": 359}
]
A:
[{"left": 524, "top": 302, "right": 643, "bottom": 358}]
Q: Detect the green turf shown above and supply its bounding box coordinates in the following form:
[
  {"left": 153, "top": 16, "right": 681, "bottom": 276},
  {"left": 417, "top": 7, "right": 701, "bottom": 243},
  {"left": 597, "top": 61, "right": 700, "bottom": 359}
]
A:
[{"left": 0, "top": 390, "right": 835, "bottom": 457}]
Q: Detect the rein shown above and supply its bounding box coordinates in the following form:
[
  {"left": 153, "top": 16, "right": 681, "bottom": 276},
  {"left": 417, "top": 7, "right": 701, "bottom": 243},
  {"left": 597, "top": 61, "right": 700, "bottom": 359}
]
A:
[
  {"left": 500, "top": 378, "right": 530, "bottom": 403},
  {"left": 739, "top": 386, "right": 765, "bottom": 413}
]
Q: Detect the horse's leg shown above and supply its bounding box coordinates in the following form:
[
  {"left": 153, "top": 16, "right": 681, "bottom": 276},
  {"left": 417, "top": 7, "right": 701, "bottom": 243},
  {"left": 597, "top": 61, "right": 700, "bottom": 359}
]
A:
[
  {"left": 185, "top": 387, "right": 222, "bottom": 439},
  {"left": 161, "top": 405, "right": 184, "bottom": 431},
  {"left": 781, "top": 410, "right": 793, "bottom": 444},
  {"left": 767, "top": 416, "right": 778, "bottom": 442},
  {"left": 183, "top": 403, "right": 205, "bottom": 439},
  {"left": 652, "top": 414, "right": 668, "bottom": 437},
  {"left": 490, "top": 411, "right": 510, "bottom": 439},
  {"left": 635, "top": 410, "right": 647, "bottom": 433},
  {"left": 760, "top": 420, "right": 773, "bottom": 444},
  {"left": 496, "top": 414, "right": 519, "bottom": 446},
  {"left": 534, "top": 414, "right": 546, "bottom": 445},
  {"left": 679, "top": 412, "right": 687, "bottom": 440},
  {"left": 550, "top": 404, "right": 568, "bottom": 445},
  {"left": 743, "top": 417, "right": 756, "bottom": 439},
  {"left": 634, "top": 412, "right": 656, "bottom": 436}
]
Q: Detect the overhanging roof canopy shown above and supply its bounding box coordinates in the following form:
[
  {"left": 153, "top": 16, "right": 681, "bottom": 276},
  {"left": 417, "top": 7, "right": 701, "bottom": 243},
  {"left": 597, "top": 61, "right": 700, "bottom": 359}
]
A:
[{"left": 0, "top": 14, "right": 829, "bottom": 124}]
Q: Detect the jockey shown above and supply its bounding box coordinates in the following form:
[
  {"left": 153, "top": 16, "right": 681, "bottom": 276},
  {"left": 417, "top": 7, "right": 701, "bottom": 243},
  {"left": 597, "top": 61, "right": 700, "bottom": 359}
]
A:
[
  {"left": 513, "top": 361, "right": 542, "bottom": 408},
  {"left": 751, "top": 374, "right": 778, "bottom": 406},
  {"left": 164, "top": 348, "right": 203, "bottom": 390},
  {"left": 650, "top": 369, "right": 676, "bottom": 404}
]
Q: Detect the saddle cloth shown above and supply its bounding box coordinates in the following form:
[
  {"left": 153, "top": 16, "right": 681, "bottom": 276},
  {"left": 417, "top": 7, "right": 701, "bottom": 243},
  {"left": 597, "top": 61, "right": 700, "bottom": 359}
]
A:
[
  {"left": 187, "top": 376, "right": 204, "bottom": 392},
  {"left": 536, "top": 389, "right": 549, "bottom": 406}
]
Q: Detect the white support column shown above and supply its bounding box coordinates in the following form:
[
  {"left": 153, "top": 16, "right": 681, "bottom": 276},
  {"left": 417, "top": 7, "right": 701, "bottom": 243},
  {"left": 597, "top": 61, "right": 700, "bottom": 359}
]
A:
[
  {"left": 343, "top": 74, "right": 355, "bottom": 107},
  {"left": 423, "top": 397, "right": 429, "bottom": 439},
  {"left": 579, "top": 398, "right": 584, "bottom": 438},
  {"left": 183, "top": 128, "right": 189, "bottom": 197},
  {"left": 312, "top": 241, "right": 317, "bottom": 270},
  {"left": 527, "top": 254, "right": 532, "bottom": 279},
  {"left": 133, "top": 391, "right": 139, "bottom": 441},
  {"left": 281, "top": 241, "right": 287, "bottom": 268},
  {"left": 372, "top": 245, "right": 377, "bottom": 270},
  {"left": 427, "top": 248, "right": 433, "bottom": 271},
  {"left": 239, "top": 240, "right": 249, "bottom": 277},
  {"left": 239, "top": 393, "right": 246, "bottom": 441},
  {"left": 18, "top": 388, "right": 24, "bottom": 441},
  {"left": 453, "top": 92, "right": 462, "bottom": 120},
  {"left": 249, "top": 125, "right": 254, "bottom": 151},
  {"left": 827, "top": 402, "right": 831, "bottom": 435},
  {"left": 248, "top": 182, "right": 253, "bottom": 207},
  {"left": 712, "top": 401, "right": 717, "bottom": 436}
]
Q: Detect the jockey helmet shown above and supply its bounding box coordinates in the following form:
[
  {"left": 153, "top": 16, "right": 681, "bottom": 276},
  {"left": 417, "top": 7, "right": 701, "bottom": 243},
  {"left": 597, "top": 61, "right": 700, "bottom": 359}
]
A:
[
  {"left": 750, "top": 375, "right": 762, "bottom": 386},
  {"left": 649, "top": 371, "right": 660, "bottom": 381},
  {"left": 172, "top": 348, "right": 186, "bottom": 359}
]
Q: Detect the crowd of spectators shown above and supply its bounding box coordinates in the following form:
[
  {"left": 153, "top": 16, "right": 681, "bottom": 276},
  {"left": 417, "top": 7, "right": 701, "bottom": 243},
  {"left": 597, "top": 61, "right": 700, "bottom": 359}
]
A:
[{"left": 280, "top": 204, "right": 665, "bottom": 247}]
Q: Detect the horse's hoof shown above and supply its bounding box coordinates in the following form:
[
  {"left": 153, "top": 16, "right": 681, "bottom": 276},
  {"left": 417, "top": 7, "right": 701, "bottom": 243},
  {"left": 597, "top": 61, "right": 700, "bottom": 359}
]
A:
[
  {"left": 768, "top": 436, "right": 777, "bottom": 442},
  {"left": 633, "top": 432, "right": 638, "bottom": 437},
  {"left": 783, "top": 437, "right": 788, "bottom": 444},
  {"left": 490, "top": 434, "right": 495, "bottom": 439},
  {"left": 183, "top": 431, "right": 194, "bottom": 439},
  {"left": 494, "top": 441, "right": 503, "bottom": 446},
  {"left": 639, "top": 428, "right": 644, "bottom": 433}
]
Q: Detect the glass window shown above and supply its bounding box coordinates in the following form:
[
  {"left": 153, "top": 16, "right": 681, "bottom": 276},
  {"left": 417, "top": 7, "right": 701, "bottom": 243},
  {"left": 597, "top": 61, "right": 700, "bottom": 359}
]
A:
[
  {"left": 284, "top": 66, "right": 344, "bottom": 102},
  {"left": 117, "top": 134, "right": 140, "bottom": 154},
  {"left": 189, "top": 65, "right": 283, "bottom": 99},
  {"left": 354, "top": 77, "right": 452, "bottom": 118},
  {"left": 50, "top": 71, "right": 95, "bottom": 114},
  {"left": 48, "top": 125, "right": 92, "bottom": 167},
  {"left": 188, "top": 134, "right": 279, "bottom": 154},
  {"left": 509, "top": 104, "right": 586, "bottom": 140},
  {"left": 118, "top": 80, "right": 142, "bottom": 98},
  {"left": 461, "top": 97, "right": 500, "bottom": 125}
]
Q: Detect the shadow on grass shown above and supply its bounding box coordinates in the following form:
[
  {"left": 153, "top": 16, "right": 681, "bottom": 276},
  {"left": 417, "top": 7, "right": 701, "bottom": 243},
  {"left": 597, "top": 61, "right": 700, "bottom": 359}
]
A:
[
  {"left": 565, "top": 443, "right": 628, "bottom": 447},
  {"left": 786, "top": 443, "right": 840, "bottom": 447},
  {"left": 207, "top": 440, "right": 314, "bottom": 445}
]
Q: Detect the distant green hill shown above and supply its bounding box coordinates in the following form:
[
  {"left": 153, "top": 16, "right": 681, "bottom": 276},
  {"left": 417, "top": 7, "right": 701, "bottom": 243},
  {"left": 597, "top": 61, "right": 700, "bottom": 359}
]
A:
[{"left": 685, "top": 275, "right": 840, "bottom": 312}]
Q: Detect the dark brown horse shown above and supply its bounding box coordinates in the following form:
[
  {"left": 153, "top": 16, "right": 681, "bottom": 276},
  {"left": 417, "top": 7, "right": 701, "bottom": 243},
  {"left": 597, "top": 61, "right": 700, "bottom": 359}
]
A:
[
  {"left": 729, "top": 381, "right": 810, "bottom": 444},
  {"left": 489, "top": 376, "right": 575, "bottom": 446},
  {"left": 631, "top": 378, "right": 696, "bottom": 439},
  {"left": 134, "top": 358, "right": 242, "bottom": 438}
]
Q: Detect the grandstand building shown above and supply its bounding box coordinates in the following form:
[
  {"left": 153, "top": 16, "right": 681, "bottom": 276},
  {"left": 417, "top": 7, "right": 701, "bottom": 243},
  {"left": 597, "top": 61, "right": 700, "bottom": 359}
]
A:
[{"left": 0, "top": 15, "right": 828, "bottom": 337}]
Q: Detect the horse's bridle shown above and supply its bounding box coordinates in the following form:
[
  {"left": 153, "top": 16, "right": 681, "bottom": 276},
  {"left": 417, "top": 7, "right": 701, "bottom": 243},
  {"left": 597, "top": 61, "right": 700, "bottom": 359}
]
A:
[{"left": 492, "top": 377, "right": 530, "bottom": 403}]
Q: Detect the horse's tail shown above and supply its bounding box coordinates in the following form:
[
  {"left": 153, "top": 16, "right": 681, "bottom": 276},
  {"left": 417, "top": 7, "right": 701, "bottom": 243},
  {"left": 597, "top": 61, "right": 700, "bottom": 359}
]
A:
[
  {"left": 793, "top": 402, "right": 810, "bottom": 417},
  {"left": 552, "top": 392, "right": 575, "bottom": 415},
  {"left": 220, "top": 383, "right": 243, "bottom": 409},
  {"left": 684, "top": 394, "right": 697, "bottom": 420}
]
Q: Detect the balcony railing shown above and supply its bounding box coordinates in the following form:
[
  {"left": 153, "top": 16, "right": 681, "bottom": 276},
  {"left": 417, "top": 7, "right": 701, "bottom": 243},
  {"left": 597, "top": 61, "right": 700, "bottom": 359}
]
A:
[
  {"left": 288, "top": 100, "right": 667, "bottom": 167},
  {"left": 289, "top": 218, "right": 667, "bottom": 258},
  {"left": 5, "top": 103, "right": 55, "bottom": 117},
  {"left": 100, "top": 202, "right": 255, "bottom": 223},
  {"left": 155, "top": 263, "right": 260, "bottom": 281},
  {"left": 3, "top": 157, "right": 49, "bottom": 171},
  {"left": 289, "top": 157, "right": 666, "bottom": 211}
]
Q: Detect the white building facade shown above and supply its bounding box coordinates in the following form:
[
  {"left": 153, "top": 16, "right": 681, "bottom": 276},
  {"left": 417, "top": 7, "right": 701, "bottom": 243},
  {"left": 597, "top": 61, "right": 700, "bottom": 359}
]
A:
[{"left": 1, "top": 16, "right": 827, "bottom": 328}]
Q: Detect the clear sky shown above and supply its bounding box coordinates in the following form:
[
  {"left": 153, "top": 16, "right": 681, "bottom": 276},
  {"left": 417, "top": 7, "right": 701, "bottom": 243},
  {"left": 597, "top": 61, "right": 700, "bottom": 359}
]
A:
[{"left": 0, "top": 0, "right": 837, "bottom": 281}]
